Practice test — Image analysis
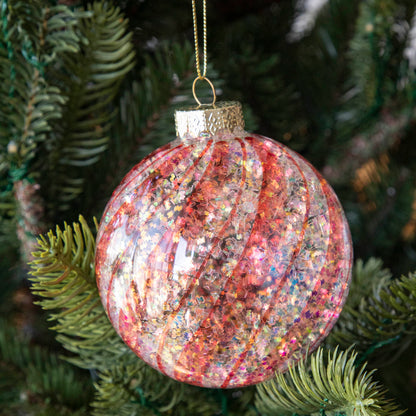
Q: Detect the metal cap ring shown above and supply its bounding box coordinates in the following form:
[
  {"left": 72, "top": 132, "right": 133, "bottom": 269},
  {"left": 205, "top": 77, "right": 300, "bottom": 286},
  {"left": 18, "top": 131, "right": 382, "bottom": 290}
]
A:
[{"left": 192, "top": 76, "right": 217, "bottom": 107}]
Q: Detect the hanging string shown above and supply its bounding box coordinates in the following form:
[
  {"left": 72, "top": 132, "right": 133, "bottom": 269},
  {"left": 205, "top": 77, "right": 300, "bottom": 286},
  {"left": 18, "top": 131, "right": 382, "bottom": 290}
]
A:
[
  {"left": 192, "top": 0, "right": 207, "bottom": 79},
  {"left": 191, "top": 0, "right": 216, "bottom": 106}
]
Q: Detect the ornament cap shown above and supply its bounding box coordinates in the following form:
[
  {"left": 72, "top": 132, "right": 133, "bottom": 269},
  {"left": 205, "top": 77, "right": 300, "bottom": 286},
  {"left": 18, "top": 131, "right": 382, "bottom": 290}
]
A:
[{"left": 175, "top": 101, "right": 245, "bottom": 140}]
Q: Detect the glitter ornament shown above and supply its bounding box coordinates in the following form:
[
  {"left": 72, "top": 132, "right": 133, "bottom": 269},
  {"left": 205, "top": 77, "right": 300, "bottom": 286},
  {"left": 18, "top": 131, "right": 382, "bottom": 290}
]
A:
[{"left": 95, "top": 101, "right": 353, "bottom": 389}]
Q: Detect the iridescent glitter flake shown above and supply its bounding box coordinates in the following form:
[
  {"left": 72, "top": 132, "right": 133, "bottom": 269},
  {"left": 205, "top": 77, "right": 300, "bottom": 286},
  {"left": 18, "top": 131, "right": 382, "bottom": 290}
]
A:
[{"left": 95, "top": 131, "right": 353, "bottom": 389}]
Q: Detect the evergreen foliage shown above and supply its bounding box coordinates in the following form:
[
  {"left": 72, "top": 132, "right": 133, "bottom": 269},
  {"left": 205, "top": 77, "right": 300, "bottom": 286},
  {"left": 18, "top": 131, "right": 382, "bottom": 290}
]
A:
[
  {"left": 0, "top": 0, "right": 86, "bottom": 247},
  {"left": 92, "top": 360, "right": 183, "bottom": 416},
  {"left": 29, "top": 216, "right": 131, "bottom": 371},
  {"left": 0, "top": 317, "right": 92, "bottom": 413},
  {"left": 44, "top": 1, "right": 135, "bottom": 215},
  {"left": 255, "top": 347, "right": 403, "bottom": 416},
  {"left": 339, "top": 258, "right": 393, "bottom": 309},
  {"left": 0, "top": 0, "right": 135, "bottom": 261},
  {"left": 330, "top": 260, "right": 416, "bottom": 359},
  {"left": 0, "top": 1, "right": 82, "bottom": 161},
  {"left": 1, "top": 0, "right": 416, "bottom": 414}
]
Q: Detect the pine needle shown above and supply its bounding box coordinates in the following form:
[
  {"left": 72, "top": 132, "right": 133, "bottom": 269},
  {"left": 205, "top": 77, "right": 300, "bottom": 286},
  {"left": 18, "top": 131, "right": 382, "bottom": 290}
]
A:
[
  {"left": 255, "top": 347, "right": 404, "bottom": 416},
  {"left": 29, "top": 215, "right": 132, "bottom": 371},
  {"left": 329, "top": 259, "right": 416, "bottom": 361}
]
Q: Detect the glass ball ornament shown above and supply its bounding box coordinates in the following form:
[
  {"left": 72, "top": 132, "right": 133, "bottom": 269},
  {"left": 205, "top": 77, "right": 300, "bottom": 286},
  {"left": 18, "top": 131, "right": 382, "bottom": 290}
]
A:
[{"left": 95, "top": 102, "right": 352, "bottom": 389}]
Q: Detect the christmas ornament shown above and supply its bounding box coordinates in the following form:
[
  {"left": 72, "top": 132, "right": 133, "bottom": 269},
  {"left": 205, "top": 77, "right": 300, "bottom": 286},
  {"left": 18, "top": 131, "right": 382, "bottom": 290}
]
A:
[{"left": 95, "top": 0, "right": 352, "bottom": 389}]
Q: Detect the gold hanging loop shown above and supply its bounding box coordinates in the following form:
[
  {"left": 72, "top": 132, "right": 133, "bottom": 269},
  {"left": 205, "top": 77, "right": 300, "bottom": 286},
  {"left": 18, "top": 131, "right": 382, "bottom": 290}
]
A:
[
  {"left": 192, "top": 0, "right": 216, "bottom": 107},
  {"left": 175, "top": 0, "right": 245, "bottom": 139},
  {"left": 192, "top": 76, "right": 217, "bottom": 107}
]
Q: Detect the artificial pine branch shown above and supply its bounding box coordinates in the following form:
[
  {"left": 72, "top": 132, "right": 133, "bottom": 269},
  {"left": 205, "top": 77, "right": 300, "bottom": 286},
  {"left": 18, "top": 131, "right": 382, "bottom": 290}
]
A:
[
  {"left": 322, "top": 108, "right": 411, "bottom": 185},
  {"left": 322, "top": 0, "right": 416, "bottom": 184},
  {"left": 134, "top": 58, "right": 223, "bottom": 160},
  {"left": 255, "top": 347, "right": 403, "bottom": 416},
  {"left": 348, "top": 0, "right": 398, "bottom": 114},
  {"left": 270, "top": 0, "right": 360, "bottom": 163},
  {"left": 341, "top": 258, "right": 392, "bottom": 310},
  {"left": 0, "top": 0, "right": 85, "bottom": 168},
  {"left": 91, "top": 357, "right": 256, "bottom": 416},
  {"left": 214, "top": 24, "right": 303, "bottom": 143},
  {"left": 111, "top": 41, "right": 219, "bottom": 166},
  {"left": 353, "top": 159, "right": 413, "bottom": 262},
  {"left": 91, "top": 360, "right": 184, "bottom": 416},
  {"left": 45, "top": 1, "right": 135, "bottom": 215},
  {"left": 96, "top": 41, "right": 196, "bottom": 202},
  {"left": 329, "top": 259, "right": 416, "bottom": 362},
  {"left": 0, "top": 0, "right": 85, "bottom": 260},
  {"left": 29, "top": 216, "right": 132, "bottom": 371},
  {"left": 0, "top": 318, "right": 92, "bottom": 413}
]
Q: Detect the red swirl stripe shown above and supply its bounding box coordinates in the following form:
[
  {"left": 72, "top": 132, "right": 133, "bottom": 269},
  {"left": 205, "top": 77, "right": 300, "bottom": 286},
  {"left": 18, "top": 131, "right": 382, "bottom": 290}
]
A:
[
  {"left": 220, "top": 139, "right": 311, "bottom": 388},
  {"left": 134, "top": 140, "right": 215, "bottom": 325},
  {"left": 95, "top": 133, "right": 353, "bottom": 389},
  {"left": 156, "top": 139, "right": 248, "bottom": 375},
  {"left": 101, "top": 143, "right": 208, "bottom": 324}
]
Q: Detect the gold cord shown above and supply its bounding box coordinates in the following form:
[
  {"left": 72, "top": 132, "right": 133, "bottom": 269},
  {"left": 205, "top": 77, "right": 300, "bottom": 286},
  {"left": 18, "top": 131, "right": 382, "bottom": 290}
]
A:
[
  {"left": 191, "top": 0, "right": 216, "bottom": 106},
  {"left": 192, "top": 0, "right": 207, "bottom": 78}
]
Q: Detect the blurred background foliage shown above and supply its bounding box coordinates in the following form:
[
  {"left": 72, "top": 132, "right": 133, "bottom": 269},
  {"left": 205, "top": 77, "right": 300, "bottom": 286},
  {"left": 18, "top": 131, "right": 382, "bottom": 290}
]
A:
[{"left": 1, "top": 0, "right": 416, "bottom": 414}]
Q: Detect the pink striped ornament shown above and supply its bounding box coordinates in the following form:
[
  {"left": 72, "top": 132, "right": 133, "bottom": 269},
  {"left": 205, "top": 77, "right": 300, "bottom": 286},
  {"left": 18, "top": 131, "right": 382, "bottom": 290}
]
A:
[{"left": 95, "top": 130, "right": 352, "bottom": 389}]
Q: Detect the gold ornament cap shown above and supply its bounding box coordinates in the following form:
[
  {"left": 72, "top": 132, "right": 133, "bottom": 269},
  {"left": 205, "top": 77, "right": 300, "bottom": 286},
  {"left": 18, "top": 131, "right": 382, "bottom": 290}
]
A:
[{"left": 175, "top": 101, "right": 245, "bottom": 140}]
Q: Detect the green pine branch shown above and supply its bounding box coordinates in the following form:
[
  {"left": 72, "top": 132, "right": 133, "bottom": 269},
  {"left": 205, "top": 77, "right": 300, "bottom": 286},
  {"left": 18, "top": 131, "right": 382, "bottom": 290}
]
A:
[
  {"left": 323, "top": 0, "right": 416, "bottom": 180},
  {"left": 348, "top": 0, "right": 398, "bottom": 114},
  {"left": 215, "top": 28, "right": 303, "bottom": 143},
  {"left": 29, "top": 216, "right": 133, "bottom": 371},
  {"left": 343, "top": 258, "right": 393, "bottom": 310},
  {"left": 329, "top": 259, "right": 416, "bottom": 361},
  {"left": 112, "top": 40, "right": 220, "bottom": 162},
  {"left": 91, "top": 360, "right": 185, "bottom": 416},
  {"left": 300, "top": 0, "right": 416, "bottom": 180},
  {"left": 91, "top": 357, "right": 257, "bottom": 416},
  {"left": 134, "top": 59, "right": 223, "bottom": 160},
  {"left": 0, "top": 0, "right": 135, "bottom": 256},
  {"left": 255, "top": 347, "right": 403, "bottom": 416},
  {"left": 45, "top": 1, "right": 135, "bottom": 215},
  {"left": 0, "top": 0, "right": 89, "bottom": 259},
  {"left": 0, "top": 318, "right": 92, "bottom": 413},
  {"left": 0, "top": 1, "right": 85, "bottom": 169},
  {"left": 91, "top": 355, "right": 258, "bottom": 416},
  {"left": 94, "top": 41, "right": 196, "bottom": 201}
]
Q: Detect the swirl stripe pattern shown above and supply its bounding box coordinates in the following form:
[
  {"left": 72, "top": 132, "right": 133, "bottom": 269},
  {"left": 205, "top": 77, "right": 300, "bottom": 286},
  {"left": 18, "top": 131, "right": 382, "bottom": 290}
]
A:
[{"left": 96, "top": 133, "right": 352, "bottom": 388}]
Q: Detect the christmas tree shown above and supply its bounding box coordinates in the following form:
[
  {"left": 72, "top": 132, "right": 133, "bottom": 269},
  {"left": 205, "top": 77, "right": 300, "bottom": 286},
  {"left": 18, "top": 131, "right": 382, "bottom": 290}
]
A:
[{"left": 1, "top": 0, "right": 416, "bottom": 415}]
